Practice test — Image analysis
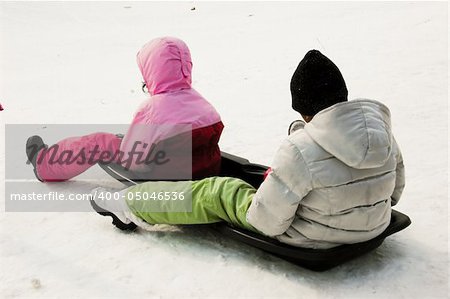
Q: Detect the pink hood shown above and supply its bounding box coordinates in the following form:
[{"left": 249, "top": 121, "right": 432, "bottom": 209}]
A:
[{"left": 137, "top": 37, "right": 192, "bottom": 96}]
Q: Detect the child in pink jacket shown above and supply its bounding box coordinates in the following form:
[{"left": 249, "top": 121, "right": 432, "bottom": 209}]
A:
[{"left": 26, "top": 37, "right": 224, "bottom": 182}]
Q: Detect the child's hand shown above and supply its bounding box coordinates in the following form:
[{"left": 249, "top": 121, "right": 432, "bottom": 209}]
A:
[{"left": 288, "top": 120, "right": 305, "bottom": 135}]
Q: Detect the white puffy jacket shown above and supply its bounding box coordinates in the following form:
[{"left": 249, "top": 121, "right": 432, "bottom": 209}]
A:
[{"left": 247, "top": 99, "right": 405, "bottom": 249}]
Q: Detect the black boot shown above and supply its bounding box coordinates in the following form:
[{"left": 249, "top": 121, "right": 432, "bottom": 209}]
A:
[
  {"left": 90, "top": 197, "right": 137, "bottom": 231},
  {"left": 25, "top": 135, "right": 47, "bottom": 182}
]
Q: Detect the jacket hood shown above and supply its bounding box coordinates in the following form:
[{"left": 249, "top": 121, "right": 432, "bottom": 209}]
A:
[
  {"left": 304, "top": 99, "right": 393, "bottom": 169},
  {"left": 137, "top": 37, "right": 192, "bottom": 96}
]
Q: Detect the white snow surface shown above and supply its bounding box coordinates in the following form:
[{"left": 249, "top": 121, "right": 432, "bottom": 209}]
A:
[{"left": 0, "top": 2, "right": 448, "bottom": 298}]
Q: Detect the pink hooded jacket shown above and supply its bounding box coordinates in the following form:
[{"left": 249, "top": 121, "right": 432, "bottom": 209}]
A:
[
  {"left": 120, "top": 37, "right": 224, "bottom": 178},
  {"left": 35, "top": 37, "right": 223, "bottom": 182}
]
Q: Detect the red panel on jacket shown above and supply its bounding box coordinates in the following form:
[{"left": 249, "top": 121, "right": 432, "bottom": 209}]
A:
[{"left": 191, "top": 121, "right": 224, "bottom": 179}]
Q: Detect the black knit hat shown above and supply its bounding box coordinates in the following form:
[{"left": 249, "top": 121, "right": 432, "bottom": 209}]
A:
[{"left": 290, "top": 50, "right": 348, "bottom": 116}]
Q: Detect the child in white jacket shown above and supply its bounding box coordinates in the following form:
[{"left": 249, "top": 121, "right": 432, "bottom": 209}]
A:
[{"left": 247, "top": 50, "right": 405, "bottom": 248}]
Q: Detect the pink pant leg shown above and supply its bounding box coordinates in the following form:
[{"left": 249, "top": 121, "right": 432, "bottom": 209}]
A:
[{"left": 36, "top": 132, "right": 122, "bottom": 182}]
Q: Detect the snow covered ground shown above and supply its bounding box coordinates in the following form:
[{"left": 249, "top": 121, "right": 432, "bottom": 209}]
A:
[{"left": 0, "top": 1, "right": 448, "bottom": 298}]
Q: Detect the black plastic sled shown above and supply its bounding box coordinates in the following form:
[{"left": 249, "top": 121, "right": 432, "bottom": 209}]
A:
[
  {"left": 216, "top": 209, "right": 410, "bottom": 271},
  {"left": 98, "top": 152, "right": 411, "bottom": 271}
]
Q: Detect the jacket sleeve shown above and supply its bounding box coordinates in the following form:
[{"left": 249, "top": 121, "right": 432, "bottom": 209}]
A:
[
  {"left": 119, "top": 102, "right": 165, "bottom": 172},
  {"left": 391, "top": 138, "right": 405, "bottom": 206},
  {"left": 246, "top": 138, "right": 313, "bottom": 237}
]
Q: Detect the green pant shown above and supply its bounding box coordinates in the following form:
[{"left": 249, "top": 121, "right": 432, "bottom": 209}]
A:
[{"left": 125, "top": 177, "right": 257, "bottom": 232}]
